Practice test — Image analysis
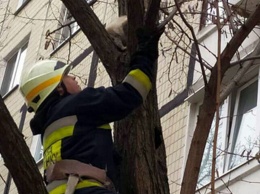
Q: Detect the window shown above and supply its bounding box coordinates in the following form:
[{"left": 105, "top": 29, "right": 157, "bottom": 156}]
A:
[
  {"left": 31, "top": 135, "right": 43, "bottom": 163},
  {"left": 57, "top": 7, "right": 80, "bottom": 46},
  {"left": 198, "top": 100, "right": 229, "bottom": 187},
  {"left": 55, "top": 1, "right": 97, "bottom": 48},
  {"left": 0, "top": 43, "right": 27, "bottom": 96},
  {"left": 200, "top": 0, "right": 225, "bottom": 29},
  {"left": 228, "top": 80, "right": 258, "bottom": 169},
  {"left": 197, "top": 78, "right": 260, "bottom": 187}
]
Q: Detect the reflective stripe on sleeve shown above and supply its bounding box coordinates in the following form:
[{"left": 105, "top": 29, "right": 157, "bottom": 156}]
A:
[
  {"left": 98, "top": 124, "right": 111, "bottom": 130},
  {"left": 123, "top": 69, "right": 152, "bottom": 100}
]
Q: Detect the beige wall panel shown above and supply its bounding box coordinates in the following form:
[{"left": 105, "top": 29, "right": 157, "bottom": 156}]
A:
[
  {"left": 0, "top": 0, "right": 199, "bottom": 193},
  {"left": 161, "top": 102, "right": 188, "bottom": 194},
  {"left": 0, "top": 165, "right": 9, "bottom": 192}
]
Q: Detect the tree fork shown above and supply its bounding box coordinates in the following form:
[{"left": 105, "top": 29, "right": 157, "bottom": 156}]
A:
[{"left": 62, "top": 0, "right": 170, "bottom": 193}]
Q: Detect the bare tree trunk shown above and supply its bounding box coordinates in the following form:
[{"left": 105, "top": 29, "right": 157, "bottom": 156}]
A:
[
  {"left": 180, "top": 4, "right": 260, "bottom": 194},
  {"left": 114, "top": 67, "right": 169, "bottom": 194},
  {"left": 0, "top": 97, "right": 47, "bottom": 194},
  {"left": 62, "top": 0, "right": 170, "bottom": 194}
]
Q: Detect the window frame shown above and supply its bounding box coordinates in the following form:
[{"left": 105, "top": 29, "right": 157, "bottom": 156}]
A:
[
  {"left": 225, "top": 77, "right": 259, "bottom": 171},
  {"left": 193, "top": 75, "right": 260, "bottom": 188},
  {"left": 197, "top": 98, "right": 229, "bottom": 187},
  {"left": 57, "top": 7, "right": 80, "bottom": 46},
  {"left": 30, "top": 135, "right": 43, "bottom": 163},
  {"left": 0, "top": 42, "right": 28, "bottom": 96},
  {"left": 52, "top": 1, "right": 97, "bottom": 53},
  {"left": 199, "top": 0, "right": 225, "bottom": 30}
]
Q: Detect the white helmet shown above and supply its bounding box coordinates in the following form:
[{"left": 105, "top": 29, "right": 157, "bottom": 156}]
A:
[{"left": 20, "top": 60, "right": 70, "bottom": 112}]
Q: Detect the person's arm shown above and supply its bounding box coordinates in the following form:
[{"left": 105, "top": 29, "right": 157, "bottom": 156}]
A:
[{"left": 76, "top": 27, "right": 164, "bottom": 125}]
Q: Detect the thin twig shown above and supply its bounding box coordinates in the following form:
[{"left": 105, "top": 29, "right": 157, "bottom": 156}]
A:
[
  {"left": 46, "top": 20, "right": 76, "bottom": 36},
  {"left": 173, "top": 0, "right": 208, "bottom": 86},
  {"left": 211, "top": 0, "right": 222, "bottom": 193},
  {"left": 230, "top": 55, "right": 260, "bottom": 67},
  {"left": 157, "top": 0, "right": 184, "bottom": 30}
]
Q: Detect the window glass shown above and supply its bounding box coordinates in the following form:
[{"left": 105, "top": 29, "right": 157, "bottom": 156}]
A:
[
  {"left": 0, "top": 43, "right": 27, "bottom": 96},
  {"left": 197, "top": 78, "right": 259, "bottom": 188},
  {"left": 198, "top": 101, "right": 228, "bottom": 187},
  {"left": 55, "top": 1, "right": 96, "bottom": 48},
  {"left": 57, "top": 8, "right": 79, "bottom": 46},
  {"left": 201, "top": 0, "right": 225, "bottom": 28},
  {"left": 229, "top": 80, "right": 258, "bottom": 169},
  {"left": 32, "top": 135, "right": 43, "bottom": 163}
]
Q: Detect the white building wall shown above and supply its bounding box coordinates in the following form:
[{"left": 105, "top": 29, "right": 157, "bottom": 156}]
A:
[
  {"left": 0, "top": 0, "right": 193, "bottom": 192},
  {"left": 188, "top": 2, "right": 260, "bottom": 193},
  {"left": 2, "top": 0, "right": 258, "bottom": 194}
]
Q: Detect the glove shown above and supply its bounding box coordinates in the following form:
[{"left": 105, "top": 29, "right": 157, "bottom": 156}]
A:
[
  {"left": 129, "top": 26, "right": 164, "bottom": 80},
  {"left": 134, "top": 26, "right": 164, "bottom": 63}
]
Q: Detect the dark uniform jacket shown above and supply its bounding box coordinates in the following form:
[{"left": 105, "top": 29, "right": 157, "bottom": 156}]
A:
[{"left": 30, "top": 59, "right": 152, "bottom": 193}]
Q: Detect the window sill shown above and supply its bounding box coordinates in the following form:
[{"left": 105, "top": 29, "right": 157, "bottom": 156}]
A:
[
  {"left": 197, "top": 24, "right": 217, "bottom": 43},
  {"left": 14, "top": 0, "right": 31, "bottom": 16},
  {"left": 196, "top": 158, "right": 260, "bottom": 193}
]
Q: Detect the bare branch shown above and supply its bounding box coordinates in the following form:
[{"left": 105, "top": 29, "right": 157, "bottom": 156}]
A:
[
  {"left": 127, "top": 0, "right": 144, "bottom": 54},
  {"left": 157, "top": 1, "right": 184, "bottom": 30},
  {"left": 174, "top": 0, "right": 208, "bottom": 86},
  {"left": 221, "top": 5, "right": 260, "bottom": 74},
  {"left": 220, "top": 41, "right": 260, "bottom": 102},
  {"left": 61, "top": 0, "right": 121, "bottom": 75},
  {"left": 46, "top": 20, "right": 76, "bottom": 37},
  {"left": 230, "top": 55, "right": 260, "bottom": 67},
  {"left": 211, "top": 1, "right": 222, "bottom": 193}
]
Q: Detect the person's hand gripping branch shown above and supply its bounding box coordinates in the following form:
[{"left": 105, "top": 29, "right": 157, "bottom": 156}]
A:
[
  {"left": 129, "top": 26, "right": 165, "bottom": 80},
  {"left": 135, "top": 26, "right": 165, "bottom": 63}
]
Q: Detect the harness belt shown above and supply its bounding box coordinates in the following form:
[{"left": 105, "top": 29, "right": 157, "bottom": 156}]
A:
[{"left": 46, "top": 160, "right": 115, "bottom": 194}]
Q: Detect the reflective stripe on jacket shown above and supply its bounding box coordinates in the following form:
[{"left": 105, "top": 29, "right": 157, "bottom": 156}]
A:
[{"left": 31, "top": 68, "right": 152, "bottom": 192}]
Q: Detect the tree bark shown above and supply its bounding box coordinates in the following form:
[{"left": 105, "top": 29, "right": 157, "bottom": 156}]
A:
[
  {"left": 0, "top": 97, "right": 47, "bottom": 194},
  {"left": 114, "top": 87, "right": 169, "bottom": 194},
  {"left": 62, "top": 0, "right": 170, "bottom": 194},
  {"left": 180, "top": 4, "right": 260, "bottom": 194},
  {"left": 61, "top": 0, "right": 122, "bottom": 78}
]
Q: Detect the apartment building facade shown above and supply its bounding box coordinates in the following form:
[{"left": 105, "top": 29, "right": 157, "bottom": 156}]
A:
[
  {"left": 0, "top": 0, "right": 259, "bottom": 194},
  {"left": 188, "top": 0, "right": 260, "bottom": 193}
]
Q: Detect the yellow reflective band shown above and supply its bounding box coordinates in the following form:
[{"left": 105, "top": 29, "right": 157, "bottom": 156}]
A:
[
  {"left": 44, "top": 140, "right": 62, "bottom": 170},
  {"left": 98, "top": 124, "right": 111, "bottom": 130},
  {"left": 123, "top": 69, "right": 152, "bottom": 100},
  {"left": 26, "top": 75, "right": 62, "bottom": 102},
  {"left": 128, "top": 69, "right": 152, "bottom": 91},
  {"left": 44, "top": 125, "right": 74, "bottom": 151},
  {"left": 44, "top": 116, "right": 77, "bottom": 140},
  {"left": 49, "top": 179, "right": 102, "bottom": 194}
]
